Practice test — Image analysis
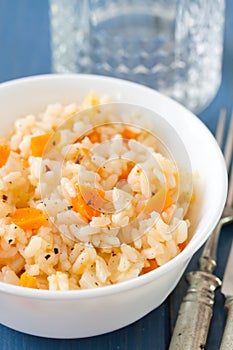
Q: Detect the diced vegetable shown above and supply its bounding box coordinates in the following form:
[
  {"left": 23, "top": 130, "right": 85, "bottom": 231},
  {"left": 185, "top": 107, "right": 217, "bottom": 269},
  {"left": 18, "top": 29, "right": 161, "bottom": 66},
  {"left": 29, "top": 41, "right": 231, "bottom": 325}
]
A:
[
  {"left": 88, "top": 130, "right": 101, "bottom": 143},
  {"left": 12, "top": 207, "right": 48, "bottom": 230},
  {"left": 144, "top": 187, "right": 172, "bottom": 215},
  {"left": 75, "top": 129, "right": 101, "bottom": 144},
  {"left": 72, "top": 185, "right": 105, "bottom": 221},
  {"left": 141, "top": 259, "right": 159, "bottom": 274},
  {"left": 0, "top": 144, "right": 10, "bottom": 167},
  {"left": 30, "top": 133, "right": 52, "bottom": 157},
  {"left": 118, "top": 161, "right": 134, "bottom": 181},
  {"left": 122, "top": 128, "right": 138, "bottom": 140},
  {"left": 20, "top": 271, "right": 38, "bottom": 288},
  {"left": 20, "top": 158, "right": 29, "bottom": 168},
  {"left": 178, "top": 240, "right": 187, "bottom": 252}
]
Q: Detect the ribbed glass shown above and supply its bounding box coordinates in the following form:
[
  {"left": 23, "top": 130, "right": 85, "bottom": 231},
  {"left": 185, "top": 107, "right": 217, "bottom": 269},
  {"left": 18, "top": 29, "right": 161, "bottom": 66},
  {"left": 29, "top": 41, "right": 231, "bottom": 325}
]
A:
[{"left": 49, "top": 0, "right": 225, "bottom": 113}]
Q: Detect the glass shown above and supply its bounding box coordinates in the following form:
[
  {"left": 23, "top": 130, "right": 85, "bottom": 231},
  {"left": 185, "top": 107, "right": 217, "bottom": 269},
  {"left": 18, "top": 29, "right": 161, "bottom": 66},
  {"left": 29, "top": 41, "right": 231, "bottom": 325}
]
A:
[{"left": 49, "top": 0, "right": 225, "bottom": 113}]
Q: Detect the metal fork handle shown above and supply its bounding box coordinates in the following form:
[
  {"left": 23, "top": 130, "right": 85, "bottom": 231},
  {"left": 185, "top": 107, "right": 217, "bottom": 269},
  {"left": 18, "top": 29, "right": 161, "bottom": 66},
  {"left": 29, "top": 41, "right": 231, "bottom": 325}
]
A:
[
  {"left": 219, "top": 296, "right": 233, "bottom": 349},
  {"left": 199, "top": 222, "right": 222, "bottom": 273},
  {"left": 168, "top": 271, "right": 221, "bottom": 350},
  {"left": 198, "top": 208, "right": 233, "bottom": 273}
]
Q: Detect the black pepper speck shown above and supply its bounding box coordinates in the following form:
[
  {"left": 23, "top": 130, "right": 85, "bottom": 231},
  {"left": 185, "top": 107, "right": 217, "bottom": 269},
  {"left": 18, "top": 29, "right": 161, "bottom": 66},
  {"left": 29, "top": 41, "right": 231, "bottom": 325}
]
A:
[
  {"left": 2, "top": 194, "right": 7, "bottom": 201},
  {"left": 45, "top": 165, "right": 51, "bottom": 172}
]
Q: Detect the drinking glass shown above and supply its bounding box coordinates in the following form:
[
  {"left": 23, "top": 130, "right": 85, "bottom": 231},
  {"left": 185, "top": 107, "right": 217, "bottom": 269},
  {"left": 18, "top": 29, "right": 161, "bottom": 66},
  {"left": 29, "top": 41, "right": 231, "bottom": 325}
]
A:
[{"left": 49, "top": 0, "right": 225, "bottom": 113}]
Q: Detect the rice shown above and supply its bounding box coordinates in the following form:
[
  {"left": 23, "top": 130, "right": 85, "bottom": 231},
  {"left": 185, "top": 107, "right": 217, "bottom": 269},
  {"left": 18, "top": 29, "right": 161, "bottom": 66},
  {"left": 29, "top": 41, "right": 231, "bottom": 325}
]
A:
[{"left": 0, "top": 92, "right": 192, "bottom": 290}]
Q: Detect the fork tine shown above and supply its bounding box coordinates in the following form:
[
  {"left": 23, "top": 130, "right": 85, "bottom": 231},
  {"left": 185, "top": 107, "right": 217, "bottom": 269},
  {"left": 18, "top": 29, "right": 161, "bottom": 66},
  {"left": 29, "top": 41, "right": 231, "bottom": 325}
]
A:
[
  {"left": 216, "top": 108, "right": 227, "bottom": 148},
  {"left": 224, "top": 110, "right": 233, "bottom": 171}
]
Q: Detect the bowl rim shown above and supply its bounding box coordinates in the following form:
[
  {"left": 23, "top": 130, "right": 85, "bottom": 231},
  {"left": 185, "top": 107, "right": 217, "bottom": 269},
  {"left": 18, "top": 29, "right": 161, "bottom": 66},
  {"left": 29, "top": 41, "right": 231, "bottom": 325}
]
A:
[{"left": 0, "top": 73, "right": 228, "bottom": 299}]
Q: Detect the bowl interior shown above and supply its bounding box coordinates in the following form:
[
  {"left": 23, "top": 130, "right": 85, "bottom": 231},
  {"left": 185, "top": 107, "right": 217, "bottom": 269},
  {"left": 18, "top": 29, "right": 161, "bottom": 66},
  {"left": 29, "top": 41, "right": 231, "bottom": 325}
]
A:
[{"left": 0, "top": 74, "right": 227, "bottom": 265}]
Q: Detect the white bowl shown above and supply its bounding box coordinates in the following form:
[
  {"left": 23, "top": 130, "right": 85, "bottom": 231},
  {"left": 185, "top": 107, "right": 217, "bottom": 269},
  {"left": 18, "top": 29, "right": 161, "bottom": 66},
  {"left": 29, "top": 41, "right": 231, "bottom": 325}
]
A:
[{"left": 0, "top": 74, "right": 227, "bottom": 338}]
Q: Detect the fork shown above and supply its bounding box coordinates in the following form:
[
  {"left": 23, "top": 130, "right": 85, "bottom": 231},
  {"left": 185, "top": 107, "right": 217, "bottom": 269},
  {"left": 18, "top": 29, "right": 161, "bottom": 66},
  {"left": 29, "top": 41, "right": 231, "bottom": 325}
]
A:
[{"left": 169, "top": 109, "right": 233, "bottom": 350}]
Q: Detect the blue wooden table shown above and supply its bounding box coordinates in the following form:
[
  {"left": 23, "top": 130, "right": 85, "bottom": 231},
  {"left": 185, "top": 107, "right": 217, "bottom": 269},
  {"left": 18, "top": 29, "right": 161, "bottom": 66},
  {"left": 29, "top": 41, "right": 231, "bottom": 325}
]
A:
[{"left": 0, "top": 1, "right": 232, "bottom": 349}]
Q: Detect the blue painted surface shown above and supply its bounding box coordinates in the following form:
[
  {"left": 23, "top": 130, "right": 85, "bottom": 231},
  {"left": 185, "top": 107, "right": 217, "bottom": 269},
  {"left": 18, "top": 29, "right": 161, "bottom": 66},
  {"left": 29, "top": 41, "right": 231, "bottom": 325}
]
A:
[{"left": 0, "top": 0, "right": 232, "bottom": 349}]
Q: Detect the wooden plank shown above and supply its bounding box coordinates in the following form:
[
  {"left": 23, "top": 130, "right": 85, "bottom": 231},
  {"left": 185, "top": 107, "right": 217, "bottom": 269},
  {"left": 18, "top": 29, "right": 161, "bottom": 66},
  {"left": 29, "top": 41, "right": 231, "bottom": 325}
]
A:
[
  {"left": 0, "top": 302, "right": 170, "bottom": 350},
  {"left": 0, "top": 0, "right": 51, "bottom": 83}
]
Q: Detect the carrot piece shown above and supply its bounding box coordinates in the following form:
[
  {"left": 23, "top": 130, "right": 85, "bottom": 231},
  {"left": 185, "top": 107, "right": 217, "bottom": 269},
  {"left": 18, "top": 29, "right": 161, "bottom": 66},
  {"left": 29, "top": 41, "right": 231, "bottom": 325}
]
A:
[
  {"left": 0, "top": 144, "right": 10, "bottom": 167},
  {"left": 20, "top": 158, "right": 29, "bottom": 168},
  {"left": 88, "top": 130, "right": 101, "bottom": 143},
  {"left": 12, "top": 207, "right": 48, "bottom": 230},
  {"left": 144, "top": 187, "right": 173, "bottom": 215},
  {"left": 30, "top": 133, "right": 52, "bottom": 157},
  {"left": 122, "top": 128, "right": 138, "bottom": 141},
  {"left": 75, "top": 130, "right": 100, "bottom": 144},
  {"left": 178, "top": 240, "right": 187, "bottom": 252},
  {"left": 71, "top": 185, "right": 105, "bottom": 221},
  {"left": 98, "top": 167, "right": 106, "bottom": 177},
  {"left": 163, "top": 190, "right": 172, "bottom": 211},
  {"left": 118, "top": 161, "right": 134, "bottom": 181},
  {"left": 20, "top": 271, "right": 38, "bottom": 288},
  {"left": 141, "top": 259, "right": 159, "bottom": 274}
]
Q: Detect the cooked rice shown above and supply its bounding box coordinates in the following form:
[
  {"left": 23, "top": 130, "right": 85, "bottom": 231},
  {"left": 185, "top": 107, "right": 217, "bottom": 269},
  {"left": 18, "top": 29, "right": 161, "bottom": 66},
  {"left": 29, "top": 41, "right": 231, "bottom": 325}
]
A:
[{"left": 0, "top": 93, "right": 192, "bottom": 290}]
